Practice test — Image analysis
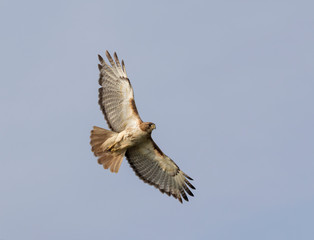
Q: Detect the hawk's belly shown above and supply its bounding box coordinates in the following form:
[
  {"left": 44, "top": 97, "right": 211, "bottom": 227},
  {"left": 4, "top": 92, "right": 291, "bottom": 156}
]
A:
[{"left": 112, "top": 127, "right": 147, "bottom": 150}]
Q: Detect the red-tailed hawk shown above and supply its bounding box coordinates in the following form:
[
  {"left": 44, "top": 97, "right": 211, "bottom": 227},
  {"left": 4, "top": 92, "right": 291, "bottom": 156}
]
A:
[{"left": 90, "top": 51, "right": 195, "bottom": 203}]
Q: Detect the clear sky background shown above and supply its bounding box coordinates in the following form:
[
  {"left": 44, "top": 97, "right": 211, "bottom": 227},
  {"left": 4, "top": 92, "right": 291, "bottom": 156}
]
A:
[{"left": 1, "top": 0, "right": 313, "bottom": 239}]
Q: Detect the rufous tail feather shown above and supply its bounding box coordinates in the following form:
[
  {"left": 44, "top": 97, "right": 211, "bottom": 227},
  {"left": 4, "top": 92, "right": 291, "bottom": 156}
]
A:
[{"left": 90, "top": 126, "right": 125, "bottom": 173}]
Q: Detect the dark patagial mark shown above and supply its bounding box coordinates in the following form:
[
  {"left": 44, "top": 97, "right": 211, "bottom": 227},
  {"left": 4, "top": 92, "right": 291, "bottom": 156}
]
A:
[
  {"left": 151, "top": 140, "right": 164, "bottom": 156},
  {"left": 130, "top": 98, "right": 140, "bottom": 118}
]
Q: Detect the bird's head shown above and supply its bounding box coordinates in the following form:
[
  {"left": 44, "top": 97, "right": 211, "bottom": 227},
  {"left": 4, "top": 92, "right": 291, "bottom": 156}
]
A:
[{"left": 141, "top": 122, "right": 156, "bottom": 133}]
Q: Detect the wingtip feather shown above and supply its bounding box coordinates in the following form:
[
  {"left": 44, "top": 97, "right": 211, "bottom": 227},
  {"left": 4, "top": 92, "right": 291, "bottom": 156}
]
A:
[
  {"left": 121, "top": 60, "right": 127, "bottom": 74},
  {"left": 184, "top": 173, "right": 193, "bottom": 180},
  {"left": 185, "top": 179, "right": 196, "bottom": 190},
  {"left": 114, "top": 52, "right": 119, "bottom": 62},
  {"left": 105, "top": 50, "right": 115, "bottom": 66},
  {"left": 98, "top": 54, "right": 104, "bottom": 63},
  {"left": 182, "top": 193, "right": 189, "bottom": 202}
]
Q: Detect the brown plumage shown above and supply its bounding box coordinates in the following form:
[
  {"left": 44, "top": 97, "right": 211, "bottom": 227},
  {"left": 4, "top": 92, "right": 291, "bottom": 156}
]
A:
[
  {"left": 90, "top": 51, "right": 195, "bottom": 203},
  {"left": 90, "top": 126, "right": 125, "bottom": 173}
]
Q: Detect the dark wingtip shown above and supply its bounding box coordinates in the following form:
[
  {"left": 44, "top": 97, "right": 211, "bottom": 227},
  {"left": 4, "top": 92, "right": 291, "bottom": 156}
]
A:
[
  {"left": 189, "top": 183, "right": 196, "bottom": 190},
  {"left": 105, "top": 50, "right": 111, "bottom": 58},
  {"left": 98, "top": 54, "right": 104, "bottom": 62},
  {"left": 182, "top": 194, "right": 189, "bottom": 202},
  {"left": 184, "top": 173, "right": 193, "bottom": 180},
  {"left": 184, "top": 185, "right": 194, "bottom": 196},
  {"left": 113, "top": 52, "right": 121, "bottom": 66},
  {"left": 98, "top": 64, "right": 102, "bottom": 71},
  {"left": 105, "top": 50, "right": 115, "bottom": 66},
  {"left": 185, "top": 179, "right": 196, "bottom": 190}
]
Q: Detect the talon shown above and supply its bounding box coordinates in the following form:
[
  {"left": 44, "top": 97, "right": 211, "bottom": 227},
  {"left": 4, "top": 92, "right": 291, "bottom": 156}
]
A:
[{"left": 106, "top": 144, "right": 115, "bottom": 151}]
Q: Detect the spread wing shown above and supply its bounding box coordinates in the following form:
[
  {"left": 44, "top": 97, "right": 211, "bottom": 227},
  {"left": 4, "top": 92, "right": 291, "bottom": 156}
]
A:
[
  {"left": 98, "top": 51, "right": 142, "bottom": 132},
  {"left": 125, "top": 138, "right": 195, "bottom": 203}
]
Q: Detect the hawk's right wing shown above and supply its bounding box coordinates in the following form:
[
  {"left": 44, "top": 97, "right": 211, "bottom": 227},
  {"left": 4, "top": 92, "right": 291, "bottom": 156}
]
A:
[{"left": 98, "top": 51, "right": 142, "bottom": 132}]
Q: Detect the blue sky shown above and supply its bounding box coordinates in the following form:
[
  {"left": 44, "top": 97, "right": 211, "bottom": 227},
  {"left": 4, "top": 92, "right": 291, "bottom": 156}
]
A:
[{"left": 1, "top": 1, "right": 313, "bottom": 239}]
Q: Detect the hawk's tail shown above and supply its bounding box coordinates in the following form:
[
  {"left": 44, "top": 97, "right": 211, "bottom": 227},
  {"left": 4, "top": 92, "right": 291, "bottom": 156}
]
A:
[{"left": 90, "top": 126, "right": 125, "bottom": 173}]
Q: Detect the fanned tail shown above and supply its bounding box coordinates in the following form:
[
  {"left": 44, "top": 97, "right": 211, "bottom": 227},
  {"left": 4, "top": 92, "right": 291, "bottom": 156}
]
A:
[{"left": 90, "top": 126, "right": 126, "bottom": 173}]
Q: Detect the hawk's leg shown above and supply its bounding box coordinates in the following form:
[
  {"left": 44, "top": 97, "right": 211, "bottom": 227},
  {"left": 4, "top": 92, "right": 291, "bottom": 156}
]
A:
[
  {"left": 107, "top": 144, "right": 122, "bottom": 152},
  {"left": 106, "top": 132, "right": 125, "bottom": 152},
  {"left": 106, "top": 143, "right": 116, "bottom": 152}
]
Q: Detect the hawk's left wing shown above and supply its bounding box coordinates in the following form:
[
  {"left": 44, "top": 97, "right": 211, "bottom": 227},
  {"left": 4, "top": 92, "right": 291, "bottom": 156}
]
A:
[{"left": 126, "top": 138, "right": 195, "bottom": 203}]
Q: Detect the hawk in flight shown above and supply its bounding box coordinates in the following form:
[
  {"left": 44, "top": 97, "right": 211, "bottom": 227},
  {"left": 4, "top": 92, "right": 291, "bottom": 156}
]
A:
[{"left": 90, "top": 51, "right": 195, "bottom": 203}]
